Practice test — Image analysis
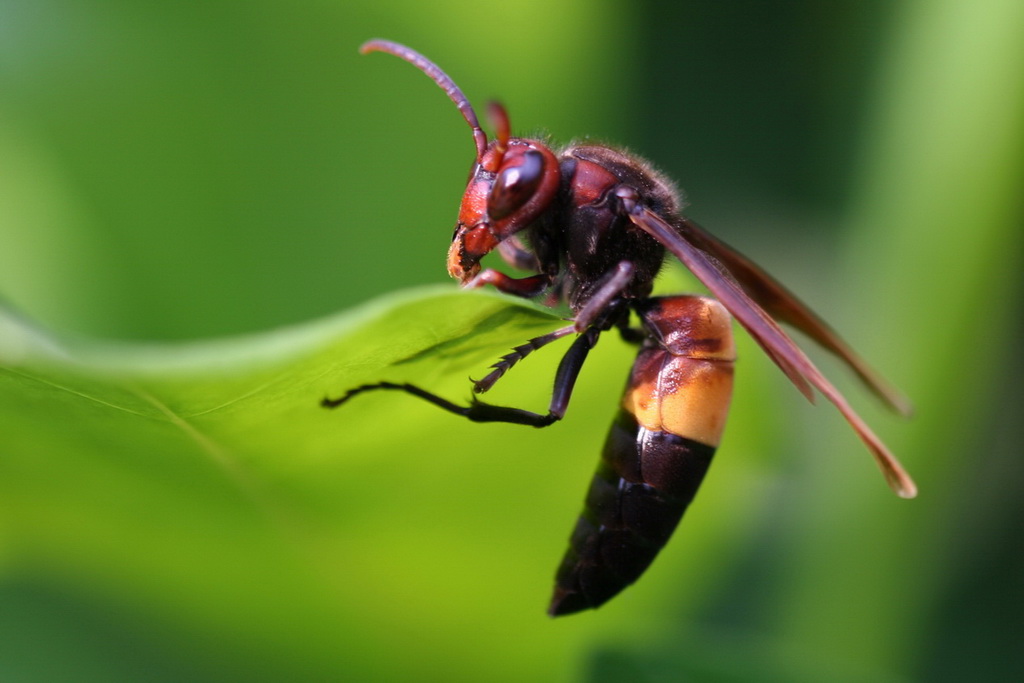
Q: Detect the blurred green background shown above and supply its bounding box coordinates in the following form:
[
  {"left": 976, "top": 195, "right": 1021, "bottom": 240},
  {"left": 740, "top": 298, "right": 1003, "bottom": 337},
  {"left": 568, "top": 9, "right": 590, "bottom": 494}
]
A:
[{"left": 1, "top": 0, "right": 1022, "bottom": 681}]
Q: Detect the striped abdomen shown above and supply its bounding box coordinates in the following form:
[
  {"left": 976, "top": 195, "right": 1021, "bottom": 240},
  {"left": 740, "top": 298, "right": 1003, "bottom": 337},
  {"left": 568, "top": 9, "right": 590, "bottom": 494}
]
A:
[{"left": 549, "top": 296, "right": 735, "bottom": 616}]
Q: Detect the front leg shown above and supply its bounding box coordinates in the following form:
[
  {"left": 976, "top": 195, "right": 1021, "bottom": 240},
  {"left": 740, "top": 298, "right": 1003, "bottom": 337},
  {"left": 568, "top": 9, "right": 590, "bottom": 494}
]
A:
[
  {"left": 464, "top": 269, "right": 551, "bottom": 298},
  {"left": 497, "top": 235, "right": 542, "bottom": 272}
]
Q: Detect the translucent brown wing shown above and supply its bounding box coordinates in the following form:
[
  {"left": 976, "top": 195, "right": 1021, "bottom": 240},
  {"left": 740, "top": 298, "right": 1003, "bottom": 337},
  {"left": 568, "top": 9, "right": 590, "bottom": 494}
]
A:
[
  {"left": 677, "top": 217, "right": 913, "bottom": 417},
  {"left": 628, "top": 207, "right": 916, "bottom": 498}
]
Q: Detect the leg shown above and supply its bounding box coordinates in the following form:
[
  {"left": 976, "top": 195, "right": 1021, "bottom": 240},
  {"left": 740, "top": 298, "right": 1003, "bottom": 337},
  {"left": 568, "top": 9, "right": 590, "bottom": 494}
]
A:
[
  {"left": 323, "top": 326, "right": 602, "bottom": 427},
  {"left": 497, "top": 235, "right": 541, "bottom": 272},
  {"left": 473, "top": 324, "right": 575, "bottom": 394},
  {"left": 474, "top": 260, "right": 632, "bottom": 394},
  {"left": 322, "top": 381, "right": 560, "bottom": 426},
  {"left": 616, "top": 323, "right": 646, "bottom": 345},
  {"left": 573, "top": 261, "right": 633, "bottom": 331},
  {"left": 464, "top": 269, "right": 550, "bottom": 298}
]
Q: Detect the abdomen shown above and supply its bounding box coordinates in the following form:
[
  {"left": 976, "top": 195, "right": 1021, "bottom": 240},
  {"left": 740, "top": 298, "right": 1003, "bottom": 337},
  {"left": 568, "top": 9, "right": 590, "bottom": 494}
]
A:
[{"left": 549, "top": 296, "right": 735, "bottom": 616}]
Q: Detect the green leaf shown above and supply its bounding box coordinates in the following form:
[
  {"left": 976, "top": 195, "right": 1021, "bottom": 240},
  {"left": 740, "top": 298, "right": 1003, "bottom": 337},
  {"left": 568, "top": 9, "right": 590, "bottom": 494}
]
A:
[{"left": 0, "top": 288, "right": 596, "bottom": 681}]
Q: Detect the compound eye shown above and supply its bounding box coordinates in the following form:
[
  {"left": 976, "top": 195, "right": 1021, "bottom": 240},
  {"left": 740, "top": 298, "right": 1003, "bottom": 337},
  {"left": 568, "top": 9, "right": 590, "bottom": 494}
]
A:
[{"left": 487, "top": 150, "right": 545, "bottom": 221}]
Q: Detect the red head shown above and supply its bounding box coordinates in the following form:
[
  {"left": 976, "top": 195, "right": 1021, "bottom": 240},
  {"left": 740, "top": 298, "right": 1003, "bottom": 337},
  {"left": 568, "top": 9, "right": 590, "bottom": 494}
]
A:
[{"left": 360, "top": 40, "right": 560, "bottom": 282}]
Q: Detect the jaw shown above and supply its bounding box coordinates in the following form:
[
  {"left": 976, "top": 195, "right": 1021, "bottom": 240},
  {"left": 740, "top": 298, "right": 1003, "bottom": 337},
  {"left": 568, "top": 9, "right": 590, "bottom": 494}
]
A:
[
  {"left": 447, "top": 223, "right": 496, "bottom": 282},
  {"left": 446, "top": 237, "right": 479, "bottom": 282}
]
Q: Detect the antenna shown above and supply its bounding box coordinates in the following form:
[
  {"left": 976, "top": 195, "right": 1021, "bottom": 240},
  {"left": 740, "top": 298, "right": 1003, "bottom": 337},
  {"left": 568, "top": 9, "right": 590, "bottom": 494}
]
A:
[{"left": 360, "top": 39, "right": 488, "bottom": 163}]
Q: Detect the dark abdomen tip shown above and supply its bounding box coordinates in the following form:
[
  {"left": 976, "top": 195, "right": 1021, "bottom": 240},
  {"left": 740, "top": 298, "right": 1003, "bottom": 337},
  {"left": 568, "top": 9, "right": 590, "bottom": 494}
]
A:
[{"left": 548, "top": 410, "right": 715, "bottom": 616}]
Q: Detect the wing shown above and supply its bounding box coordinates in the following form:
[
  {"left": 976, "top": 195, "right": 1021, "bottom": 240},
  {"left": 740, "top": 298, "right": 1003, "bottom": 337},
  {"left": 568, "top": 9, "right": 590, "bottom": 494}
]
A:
[
  {"left": 628, "top": 206, "right": 916, "bottom": 498},
  {"left": 678, "top": 217, "right": 913, "bottom": 417}
]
